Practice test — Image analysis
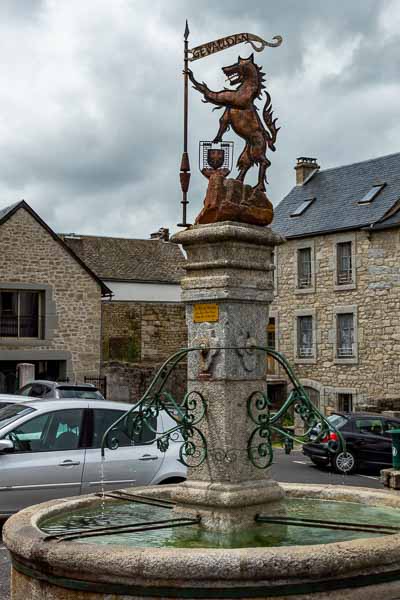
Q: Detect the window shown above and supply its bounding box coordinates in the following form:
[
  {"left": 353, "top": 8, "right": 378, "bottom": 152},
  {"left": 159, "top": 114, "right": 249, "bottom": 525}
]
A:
[
  {"left": 59, "top": 388, "right": 102, "bottom": 400},
  {"left": 267, "top": 317, "right": 276, "bottom": 349},
  {"left": 6, "top": 409, "right": 83, "bottom": 452},
  {"left": 91, "top": 409, "right": 157, "bottom": 449},
  {"left": 92, "top": 409, "right": 132, "bottom": 448},
  {"left": 267, "top": 317, "right": 277, "bottom": 374},
  {"left": 290, "top": 198, "right": 314, "bottom": 217},
  {"left": 297, "top": 248, "right": 312, "bottom": 288},
  {"left": 0, "top": 290, "right": 43, "bottom": 338},
  {"left": 336, "top": 242, "right": 353, "bottom": 285},
  {"left": 338, "top": 393, "right": 353, "bottom": 412},
  {"left": 327, "top": 414, "right": 349, "bottom": 430},
  {"left": 358, "top": 184, "right": 385, "bottom": 204},
  {"left": 304, "top": 386, "right": 320, "bottom": 409},
  {"left": 337, "top": 313, "right": 354, "bottom": 358},
  {"left": 384, "top": 420, "right": 400, "bottom": 435},
  {"left": 297, "top": 315, "right": 313, "bottom": 358},
  {"left": 0, "top": 404, "right": 35, "bottom": 429},
  {"left": 355, "top": 418, "right": 383, "bottom": 436},
  {"left": 126, "top": 412, "right": 157, "bottom": 445}
]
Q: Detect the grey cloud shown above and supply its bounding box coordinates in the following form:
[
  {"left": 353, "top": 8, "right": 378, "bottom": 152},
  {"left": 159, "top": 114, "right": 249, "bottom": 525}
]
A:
[{"left": 0, "top": 1, "right": 397, "bottom": 238}]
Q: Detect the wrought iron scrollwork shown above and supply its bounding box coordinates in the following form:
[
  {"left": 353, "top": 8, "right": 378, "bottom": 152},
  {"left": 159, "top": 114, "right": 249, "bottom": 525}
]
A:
[
  {"left": 247, "top": 391, "right": 273, "bottom": 469},
  {"left": 100, "top": 344, "right": 344, "bottom": 473},
  {"left": 101, "top": 349, "right": 208, "bottom": 468},
  {"left": 246, "top": 347, "right": 345, "bottom": 468}
]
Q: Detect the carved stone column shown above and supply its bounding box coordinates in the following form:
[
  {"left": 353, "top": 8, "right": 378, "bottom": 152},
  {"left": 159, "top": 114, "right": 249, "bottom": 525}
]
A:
[{"left": 171, "top": 221, "right": 284, "bottom": 532}]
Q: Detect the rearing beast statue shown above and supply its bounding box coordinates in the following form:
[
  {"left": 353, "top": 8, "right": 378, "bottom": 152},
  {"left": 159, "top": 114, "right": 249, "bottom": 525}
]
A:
[{"left": 188, "top": 54, "right": 279, "bottom": 192}]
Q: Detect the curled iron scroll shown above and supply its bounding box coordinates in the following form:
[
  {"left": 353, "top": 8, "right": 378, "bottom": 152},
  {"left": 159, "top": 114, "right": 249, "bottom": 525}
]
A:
[{"left": 246, "top": 33, "right": 283, "bottom": 52}]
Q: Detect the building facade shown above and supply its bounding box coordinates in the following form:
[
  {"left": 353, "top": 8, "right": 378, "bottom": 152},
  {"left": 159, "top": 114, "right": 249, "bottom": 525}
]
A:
[
  {"left": 271, "top": 153, "right": 400, "bottom": 414},
  {"left": 62, "top": 229, "right": 187, "bottom": 402},
  {"left": 0, "top": 201, "right": 110, "bottom": 392}
]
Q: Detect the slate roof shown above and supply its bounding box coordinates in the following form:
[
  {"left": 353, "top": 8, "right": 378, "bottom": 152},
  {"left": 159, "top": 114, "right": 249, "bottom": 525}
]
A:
[
  {"left": 0, "top": 201, "right": 20, "bottom": 222},
  {"left": 61, "top": 234, "right": 186, "bottom": 284},
  {"left": 272, "top": 152, "right": 400, "bottom": 239},
  {"left": 0, "top": 201, "right": 112, "bottom": 296}
]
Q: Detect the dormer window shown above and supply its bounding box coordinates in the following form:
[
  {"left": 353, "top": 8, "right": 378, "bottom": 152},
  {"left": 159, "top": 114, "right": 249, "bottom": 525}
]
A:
[
  {"left": 358, "top": 183, "right": 386, "bottom": 204},
  {"left": 290, "top": 198, "right": 315, "bottom": 217}
]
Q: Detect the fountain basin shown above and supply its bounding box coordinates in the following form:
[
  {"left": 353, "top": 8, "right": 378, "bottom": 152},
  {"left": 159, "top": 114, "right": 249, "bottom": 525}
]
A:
[{"left": 4, "top": 483, "right": 400, "bottom": 599}]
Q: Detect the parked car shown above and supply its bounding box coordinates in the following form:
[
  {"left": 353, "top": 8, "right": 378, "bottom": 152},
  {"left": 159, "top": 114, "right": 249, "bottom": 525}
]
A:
[
  {"left": 18, "top": 380, "right": 105, "bottom": 401},
  {"left": 302, "top": 412, "right": 400, "bottom": 474},
  {"left": 0, "top": 394, "right": 32, "bottom": 411},
  {"left": 0, "top": 399, "right": 186, "bottom": 518}
]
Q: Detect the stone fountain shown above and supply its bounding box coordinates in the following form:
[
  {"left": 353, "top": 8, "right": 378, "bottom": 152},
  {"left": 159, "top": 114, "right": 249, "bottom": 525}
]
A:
[
  {"left": 4, "top": 27, "right": 400, "bottom": 600},
  {"left": 5, "top": 216, "right": 400, "bottom": 599}
]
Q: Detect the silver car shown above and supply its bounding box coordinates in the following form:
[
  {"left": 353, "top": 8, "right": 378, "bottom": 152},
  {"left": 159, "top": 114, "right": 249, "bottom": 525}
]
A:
[
  {"left": 18, "top": 380, "right": 105, "bottom": 401},
  {"left": 0, "top": 394, "right": 28, "bottom": 411},
  {"left": 0, "top": 399, "right": 186, "bottom": 518}
]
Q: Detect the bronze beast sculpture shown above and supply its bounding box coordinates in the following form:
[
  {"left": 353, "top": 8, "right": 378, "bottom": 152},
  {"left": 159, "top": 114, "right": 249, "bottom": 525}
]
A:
[{"left": 188, "top": 54, "right": 279, "bottom": 192}]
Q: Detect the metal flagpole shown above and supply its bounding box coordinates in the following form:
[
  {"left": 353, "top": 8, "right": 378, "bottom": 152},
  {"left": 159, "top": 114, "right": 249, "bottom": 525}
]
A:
[{"left": 178, "top": 20, "right": 191, "bottom": 227}]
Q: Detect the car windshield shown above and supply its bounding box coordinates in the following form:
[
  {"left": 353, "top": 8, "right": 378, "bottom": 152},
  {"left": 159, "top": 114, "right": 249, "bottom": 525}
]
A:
[
  {"left": 327, "top": 414, "right": 348, "bottom": 430},
  {"left": 58, "top": 388, "right": 102, "bottom": 400},
  {"left": 0, "top": 403, "right": 35, "bottom": 430}
]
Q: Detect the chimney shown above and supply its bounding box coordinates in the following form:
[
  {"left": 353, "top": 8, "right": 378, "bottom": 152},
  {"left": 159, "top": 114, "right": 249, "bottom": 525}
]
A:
[
  {"left": 150, "top": 227, "right": 170, "bottom": 241},
  {"left": 295, "top": 157, "right": 320, "bottom": 185}
]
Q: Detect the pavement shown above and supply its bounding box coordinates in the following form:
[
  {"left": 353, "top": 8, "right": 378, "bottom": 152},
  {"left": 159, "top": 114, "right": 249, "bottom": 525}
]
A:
[
  {"left": 271, "top": 447, "right": 383, "bottom": 489},
  {"left": 0, "top": 449, "right": 385, "bottom": 599}
]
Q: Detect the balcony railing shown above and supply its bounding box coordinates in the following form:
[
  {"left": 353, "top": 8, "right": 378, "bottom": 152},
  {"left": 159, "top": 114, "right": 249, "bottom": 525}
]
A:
[
  {"left": 337, "top": 346, "right": 354, "bottom": 358},
  {"left": 298, "top": 347, "right": 313, "bottom": 358},
  {"left": 337, "top": 269, "right": 353, "bottom": 285},
  {"left": 0, "top": 315, "right": 44, "bottom": 338},
  {"left": 298, "top": 275, "right": 312, "bottom": 289}
]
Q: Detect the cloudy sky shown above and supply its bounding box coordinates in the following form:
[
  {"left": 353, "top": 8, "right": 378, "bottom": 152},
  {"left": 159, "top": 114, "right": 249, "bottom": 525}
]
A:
[{"left": 0, "top": 0, "right": 399, "bottom": 238}]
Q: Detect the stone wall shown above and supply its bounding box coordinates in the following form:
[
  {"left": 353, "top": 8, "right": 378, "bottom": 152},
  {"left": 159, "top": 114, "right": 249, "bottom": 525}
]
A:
[
  {"left": 0, "top": 207, "right": 102, "bottom": 382},
  {"left": 102, "top": 361, "right": 187, "bottom": 404},
  {"left": 102, "top": 301, "right": 187, "bottom": 363},
  {"left": 272, "top": 227, "right": 400, "bottom": 413}
]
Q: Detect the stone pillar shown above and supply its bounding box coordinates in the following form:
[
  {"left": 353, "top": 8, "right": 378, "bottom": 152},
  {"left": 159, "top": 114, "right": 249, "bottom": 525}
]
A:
[
  {"left": 16, "top": 363, "right": 35, "bottom": 389},
  {"left": 171, "top": 221, "right": 284, "bottom": 531}
]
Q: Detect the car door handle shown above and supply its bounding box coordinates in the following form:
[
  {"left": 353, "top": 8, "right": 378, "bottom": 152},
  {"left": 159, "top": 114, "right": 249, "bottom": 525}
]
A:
[
  {"left": 139, "top": 454, "right": 159, "bottom": 461},
  {"left": 58, "top": 460, "right": 81, "bottom": 466}
]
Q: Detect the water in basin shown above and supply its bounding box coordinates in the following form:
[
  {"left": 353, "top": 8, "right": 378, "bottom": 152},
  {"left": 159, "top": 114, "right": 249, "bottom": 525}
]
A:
[{"left": 40, "top": 497, "right": 400, "bottom": 549}]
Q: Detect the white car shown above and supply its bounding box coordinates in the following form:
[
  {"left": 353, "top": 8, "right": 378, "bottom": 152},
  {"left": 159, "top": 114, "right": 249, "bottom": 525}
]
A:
[{"left": 0, "top": 399, "right": 186, "bottom": 517}]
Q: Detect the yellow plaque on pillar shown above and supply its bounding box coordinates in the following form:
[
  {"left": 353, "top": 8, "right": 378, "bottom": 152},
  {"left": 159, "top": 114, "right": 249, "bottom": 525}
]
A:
[{"left": 193, "top": 303, "right": 219, "bottom": 323}]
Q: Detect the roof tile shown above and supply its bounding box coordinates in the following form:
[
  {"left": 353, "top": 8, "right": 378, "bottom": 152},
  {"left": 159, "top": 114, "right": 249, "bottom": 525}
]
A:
[
  {"left": 272, "top": 152, "right": 400, "bottom": 238},
  {"left": 61, "top": 235, "right": 185, "bottom": 283}
]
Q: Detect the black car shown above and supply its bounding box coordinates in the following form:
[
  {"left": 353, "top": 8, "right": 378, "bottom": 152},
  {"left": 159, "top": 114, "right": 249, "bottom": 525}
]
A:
[{"left": 302, "top": 412, "right": 400, "bottom": 474}]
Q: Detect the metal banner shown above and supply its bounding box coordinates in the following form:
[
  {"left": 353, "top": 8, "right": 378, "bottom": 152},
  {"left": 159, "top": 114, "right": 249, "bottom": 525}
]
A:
[{"left": 189, "top": 33, "right": 282, "bottom": 62}]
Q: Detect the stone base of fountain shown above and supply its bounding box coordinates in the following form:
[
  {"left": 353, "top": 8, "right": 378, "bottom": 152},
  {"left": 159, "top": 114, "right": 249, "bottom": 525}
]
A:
[
  {"left": 171, "top": 479, "right": 284, "bottom": 532},
  {"left": 5, "top": 483, "right": 400, "bottom": 600}
]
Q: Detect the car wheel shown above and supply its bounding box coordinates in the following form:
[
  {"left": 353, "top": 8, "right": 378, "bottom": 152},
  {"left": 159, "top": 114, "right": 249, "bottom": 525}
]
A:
[{"left": 332, "top": 450, "right": 357, "bottom": 474}]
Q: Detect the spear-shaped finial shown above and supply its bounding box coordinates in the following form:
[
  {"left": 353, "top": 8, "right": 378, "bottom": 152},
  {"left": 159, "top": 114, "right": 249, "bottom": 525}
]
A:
[{"left": 178, "top": 20, "right": 191, "bottom": 227}]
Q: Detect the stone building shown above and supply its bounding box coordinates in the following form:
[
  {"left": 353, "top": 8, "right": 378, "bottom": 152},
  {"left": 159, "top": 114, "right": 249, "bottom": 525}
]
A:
[
  {"left": 0, "top": 200, "right": 111, "bottom": 392},
  {"left": 62, "top": 229, "right": 187, "bottom": 402},
  {"left": 271, "top": 152, "right": 400, "bottom": 414}
]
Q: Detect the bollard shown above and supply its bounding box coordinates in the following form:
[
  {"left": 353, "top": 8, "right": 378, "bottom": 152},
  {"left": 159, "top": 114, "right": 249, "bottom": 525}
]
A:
[{"left": 389, "top": 428, "right": 400, "bottom": 469}]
